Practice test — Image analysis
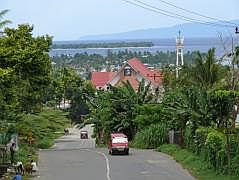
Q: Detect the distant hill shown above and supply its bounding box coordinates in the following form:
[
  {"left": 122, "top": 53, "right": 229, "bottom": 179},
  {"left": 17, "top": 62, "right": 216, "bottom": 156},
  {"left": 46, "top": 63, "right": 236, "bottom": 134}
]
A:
[{"left": 80, "top": 20, "right": 239, "bottom": 40}]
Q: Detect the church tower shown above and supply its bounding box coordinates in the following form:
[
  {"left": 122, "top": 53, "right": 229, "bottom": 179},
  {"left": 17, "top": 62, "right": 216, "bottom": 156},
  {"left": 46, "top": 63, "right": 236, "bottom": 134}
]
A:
[{"left": 176, "top": 31, "right": 184, "bottom": 78}]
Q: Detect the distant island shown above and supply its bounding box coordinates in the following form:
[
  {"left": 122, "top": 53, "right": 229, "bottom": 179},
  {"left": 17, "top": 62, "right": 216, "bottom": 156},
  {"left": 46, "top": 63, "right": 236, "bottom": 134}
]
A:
[{"left": 51, "top": 41, "right": 154, "bottom": 49}]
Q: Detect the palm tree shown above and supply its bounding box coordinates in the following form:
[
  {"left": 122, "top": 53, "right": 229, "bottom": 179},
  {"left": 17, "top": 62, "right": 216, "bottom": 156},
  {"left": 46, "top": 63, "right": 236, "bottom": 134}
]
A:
[
  {"left": 0, "top": 9, "right": 11, "bottom": 31},
  {"left": 122, "top": 79, "right": 154, "bottom": 104},
  {"left": 189, "top": 48, "right": 220, "bottom": 91}
]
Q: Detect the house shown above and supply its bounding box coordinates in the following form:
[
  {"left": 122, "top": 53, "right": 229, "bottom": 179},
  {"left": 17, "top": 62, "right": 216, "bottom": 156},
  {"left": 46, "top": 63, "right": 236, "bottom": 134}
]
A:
[{"left": 91, "top": 57, "right": 163, "bottom": 91}]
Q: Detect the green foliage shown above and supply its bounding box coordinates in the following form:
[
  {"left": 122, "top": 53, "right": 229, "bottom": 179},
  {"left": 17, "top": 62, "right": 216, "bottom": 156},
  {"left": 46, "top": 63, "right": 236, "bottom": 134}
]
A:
[
  {"left": 205, "top": 130, "right": 225, "bottom": 169},
  {"left": 133, "top": 123, "right": 168, "bottom": 149},
  {"left": 161, "top": 86, "right": 213, "bottom": 131},
  {"left": 191, "top": 48, "right": 220, "bottom": 90},
  {"left": 184, "top": 126, "right": 239, "bottom": 175},
  {"left": 52, "top": 50, "right": 205, "bottom": 71},
  {"left": 194, "top": 127, "right": 210, "bottom": 154},
  {"left": 158, "top": 144, "right": 239, "bottom": 180},
  {"left": 0, "top": 68, "right": 19, "bottom": 126},
  {"left": 88, "top": 79, "right": 156, "bottom": 141},
  {"left": 37, "top": 139, "right": 54, "bottom": 149},
  {"left": 15, "top": 145, "right": 37, "bottom": 164},
  {"left": 0, "top": 9, "right": 11, "bottom": 29},
  {"left": 16, "top": 109, "right": 69, "bottom": 149},
  {"left": 0, "top": 24, "right": 52, "bottom": 113},
  {"left": 47, "top": 66, "right": 95, "bottom": 123},
  {"left": 0, "top": 133, "right": 11, "bottom": 145},
  {"left": 210, "top": 90, "right": 237, "bottom": 128},
  {"left": 133, "top": 104, "right": 162, "bottom": 130}
]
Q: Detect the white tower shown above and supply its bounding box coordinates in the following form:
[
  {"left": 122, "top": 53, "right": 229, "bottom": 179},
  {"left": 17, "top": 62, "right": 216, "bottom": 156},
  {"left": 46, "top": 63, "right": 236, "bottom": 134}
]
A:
[{"left": 176, "top": 31, "right": 184, "bottom": 78}]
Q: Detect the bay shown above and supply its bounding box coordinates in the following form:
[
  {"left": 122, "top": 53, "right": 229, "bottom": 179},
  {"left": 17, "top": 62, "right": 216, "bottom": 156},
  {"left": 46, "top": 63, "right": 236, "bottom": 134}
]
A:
[{"left": 50, "top": 37, "right": 235, "bottom": 57}]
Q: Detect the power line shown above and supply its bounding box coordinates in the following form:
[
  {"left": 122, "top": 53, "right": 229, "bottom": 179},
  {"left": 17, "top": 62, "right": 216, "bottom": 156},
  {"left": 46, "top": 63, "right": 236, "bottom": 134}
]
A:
[
  {"left": 122, "top": 0, "right": 235, "bottom": 28},
  {"left": 155, "top": 0, "right": 237, "bottom": 26},
  {"left": 134, "top": 0, "right": 234, "bottom": 27},
  {"left": 131, "top": 0, "right": 235, "bottom": 27}
]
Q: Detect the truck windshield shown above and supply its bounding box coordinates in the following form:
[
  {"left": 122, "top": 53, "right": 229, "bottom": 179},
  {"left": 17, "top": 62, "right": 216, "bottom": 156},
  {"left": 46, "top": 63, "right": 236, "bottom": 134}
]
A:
[{"left": 112, "top": 137, "right": 128, "bottom": 143}]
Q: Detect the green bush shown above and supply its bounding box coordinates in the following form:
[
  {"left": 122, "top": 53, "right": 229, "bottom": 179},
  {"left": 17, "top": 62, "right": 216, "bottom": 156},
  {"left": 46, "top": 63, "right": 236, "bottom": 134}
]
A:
[
  {"left": 15, "top": 109, "right": 70, "bottom": 164},
  {"left": 231, "top": 154, "right": 239, "bottom": 175},
  {"left": 37, "top": 138, "right": 54, "bottom": 149},
  {"left": 184, "top": 126, "right": 195, "bottom": 151},
  {"left": 15, "top": 144, "right": 37, "bottom": 164},
  {"left": 205, "top": 130, "right": 225, "bottom": 170},
  {"left": 158, "top": 144, "right": 239, "bottom": 180},
  {"left": 17, "top": 110, "right": 69, "bottom": 143},
  {"left": 183, "top": 126, "right": 239, "bottom": 176},
  {"left": 194, "top": 127, "right": 210, "bottom": 155},
  {"left": 133, "top": 123, "right": 168, "bottom": 149}
]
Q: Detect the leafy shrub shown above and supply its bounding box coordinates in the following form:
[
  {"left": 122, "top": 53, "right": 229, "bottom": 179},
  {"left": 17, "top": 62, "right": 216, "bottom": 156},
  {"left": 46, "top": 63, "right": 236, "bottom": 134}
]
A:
[
  {"left": 15, "top": 109, "right": 70, "bottom": 163},
  {"left": 205, "top": 130, "right": 225, "bottom": 169},
  {"left": 133, "top": 123, "right": 168, "bottom": 149},
  {"left": 184, "top": 126, "right": 195, "bottom": 151},
  {"left": 183, "top": 126, "right": 239, "bottom": 175},
  {"left": 17, "top": 110, "right": 69, "bottom": 143},
  {"left": 15, "top": 144, "right": 37, "bottom": 164},
  {"left": 194, "top": 127, "right": 210, "bottom": 155},
  {"left": 37, "top": 138, "right": 54, "bottom": 149},
  {"left": 231, "top": 154, "right": 239, "bottom": 175},
  {"left": 158, "top": 144, "right": 239, "bottom": 180}
]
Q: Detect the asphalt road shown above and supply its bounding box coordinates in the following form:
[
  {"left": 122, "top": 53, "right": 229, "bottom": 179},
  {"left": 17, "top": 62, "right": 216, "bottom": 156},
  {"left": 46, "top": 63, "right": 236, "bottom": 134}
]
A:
[{"left": 35, "top": 126, "right": 195, "bottom": 180}]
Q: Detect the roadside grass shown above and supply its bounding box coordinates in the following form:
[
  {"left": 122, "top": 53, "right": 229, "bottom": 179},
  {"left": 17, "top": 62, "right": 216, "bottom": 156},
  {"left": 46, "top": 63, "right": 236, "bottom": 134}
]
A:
[
  {"left": 157, "top": 144, "right": 239, "bottom": 180},
  {"left": 96, "top": 143, "right": 107, "bottom": 148},
  {"left": 5, "top": 109, "right": 71, "bottom": 180}
]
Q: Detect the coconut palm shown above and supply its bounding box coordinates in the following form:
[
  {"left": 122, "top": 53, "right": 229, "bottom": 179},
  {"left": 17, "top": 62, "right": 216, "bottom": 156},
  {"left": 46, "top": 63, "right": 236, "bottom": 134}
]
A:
[
  {"left": 0, "top": 9, "right": 11, "bottom": 31},
  {"left": 183, "top": 48, "right": 221, "bottom": 91}
]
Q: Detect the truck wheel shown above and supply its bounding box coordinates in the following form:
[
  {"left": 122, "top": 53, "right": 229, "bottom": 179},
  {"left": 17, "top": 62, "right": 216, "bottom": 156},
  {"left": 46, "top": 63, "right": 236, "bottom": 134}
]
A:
[{"left": 125, "top": 149, "right": 129, "bottom": 155}]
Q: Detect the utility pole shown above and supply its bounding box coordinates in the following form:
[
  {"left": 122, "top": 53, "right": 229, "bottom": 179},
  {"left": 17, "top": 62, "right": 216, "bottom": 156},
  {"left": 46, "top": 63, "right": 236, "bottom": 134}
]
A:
[{"left": 176, "top": 30, "right": 184, "bottom": 78}]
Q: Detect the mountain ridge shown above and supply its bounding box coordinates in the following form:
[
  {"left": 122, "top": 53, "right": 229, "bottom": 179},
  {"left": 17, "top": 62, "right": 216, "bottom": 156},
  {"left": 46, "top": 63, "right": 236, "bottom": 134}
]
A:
[{"left": 80, "top": 20, "right": 239, "bottom": 41}]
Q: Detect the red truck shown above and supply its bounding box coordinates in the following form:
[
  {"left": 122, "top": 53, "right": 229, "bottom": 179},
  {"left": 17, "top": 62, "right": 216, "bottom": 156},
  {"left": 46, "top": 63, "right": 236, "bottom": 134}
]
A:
[{"left": 108, "top": 133, "right": 129, "bottom": 155}]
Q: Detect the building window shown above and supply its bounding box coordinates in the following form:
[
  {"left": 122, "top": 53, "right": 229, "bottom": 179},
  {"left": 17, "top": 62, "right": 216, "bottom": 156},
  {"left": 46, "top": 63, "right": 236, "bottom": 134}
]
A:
[{"left": 124, "top": 67, "right": 131, "bottom": 76}]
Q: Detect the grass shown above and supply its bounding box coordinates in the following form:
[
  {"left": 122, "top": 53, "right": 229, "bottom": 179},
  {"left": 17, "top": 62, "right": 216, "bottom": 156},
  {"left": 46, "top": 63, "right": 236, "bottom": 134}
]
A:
[
  {"left": 96, "top": 143, "right": 107, "bottom": 148},
  {"left": 4, "top": 109, "right": 71, "bottom": 180},
  {"left": 157, "top": 144, "right": 239, "bottom": 180}
]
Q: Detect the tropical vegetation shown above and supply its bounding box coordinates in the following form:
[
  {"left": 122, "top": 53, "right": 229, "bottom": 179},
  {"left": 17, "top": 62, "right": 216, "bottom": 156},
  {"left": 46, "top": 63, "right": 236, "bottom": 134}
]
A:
[
  {"left": 1, "top": 7, "right": 239, "bottom": 179},
  {"left": 86, "top": 46, "right": 239, "bottom": 178}
]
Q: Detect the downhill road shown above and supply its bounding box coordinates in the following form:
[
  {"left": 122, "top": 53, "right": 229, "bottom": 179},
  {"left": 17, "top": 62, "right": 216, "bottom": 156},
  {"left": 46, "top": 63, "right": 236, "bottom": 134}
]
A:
[{"left": 35, "top": 125, "right": 195, "bottom": 180}]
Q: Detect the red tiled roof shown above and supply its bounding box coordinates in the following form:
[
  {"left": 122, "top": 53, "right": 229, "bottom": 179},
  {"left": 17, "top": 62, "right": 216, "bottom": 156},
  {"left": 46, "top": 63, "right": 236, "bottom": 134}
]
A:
[
  {"left": 91, "top": 72, "right": 117, "bottom": 87},
  {"left": 127, "top": 58, "right": 163, "bottom": 86}
]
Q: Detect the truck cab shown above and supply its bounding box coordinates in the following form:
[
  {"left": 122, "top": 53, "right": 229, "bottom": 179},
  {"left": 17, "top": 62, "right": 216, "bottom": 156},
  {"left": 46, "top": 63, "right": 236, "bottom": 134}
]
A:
[{"left": 108, "top": 133, "right": 129, "bottom": 155}]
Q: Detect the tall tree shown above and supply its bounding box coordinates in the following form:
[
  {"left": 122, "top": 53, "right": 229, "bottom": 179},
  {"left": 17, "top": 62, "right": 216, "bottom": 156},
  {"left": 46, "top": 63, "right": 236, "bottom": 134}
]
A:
[
  {"left": 0, "top": 24, "right": 52, "bottom": 113},
  {"left": 190, "top": 48, "right": 221, "bottom": 90}
]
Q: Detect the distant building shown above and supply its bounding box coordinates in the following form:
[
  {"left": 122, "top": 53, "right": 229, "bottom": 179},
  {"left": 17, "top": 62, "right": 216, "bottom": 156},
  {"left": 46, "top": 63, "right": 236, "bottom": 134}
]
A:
[{"left": 91, "top": 57, "right": 163, "bottom": 91}]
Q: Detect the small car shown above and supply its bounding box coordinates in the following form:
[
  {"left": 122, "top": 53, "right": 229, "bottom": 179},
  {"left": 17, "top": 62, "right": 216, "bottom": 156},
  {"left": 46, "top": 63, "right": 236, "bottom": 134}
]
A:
[
  {"left": 108, "top": 133, "right": 129, "bottom": 155},
  {"left": 80, "top": 131, "right": 88, "bottom": 139}
]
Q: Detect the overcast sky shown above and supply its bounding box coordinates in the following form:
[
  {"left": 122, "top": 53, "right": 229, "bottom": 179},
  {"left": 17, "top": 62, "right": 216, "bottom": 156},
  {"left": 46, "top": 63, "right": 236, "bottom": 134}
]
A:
[{"left": 1, "top": 0, "right": 238, "bottom": 40}]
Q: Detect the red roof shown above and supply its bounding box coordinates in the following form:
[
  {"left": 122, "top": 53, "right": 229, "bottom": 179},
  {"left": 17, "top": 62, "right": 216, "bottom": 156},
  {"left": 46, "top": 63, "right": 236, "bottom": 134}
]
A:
[
  {"left": 91, "top": 58, "right": 162, "bottom": 89},
  {"left": 91, "top": 72, "right": 116, "bottom": 87},
  {"left": 127, "top": 58, "right": 162, "bottom": 86}
]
